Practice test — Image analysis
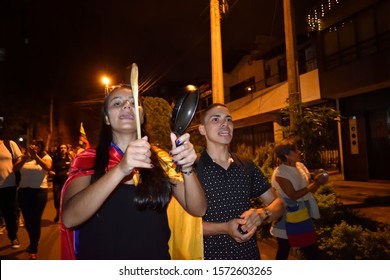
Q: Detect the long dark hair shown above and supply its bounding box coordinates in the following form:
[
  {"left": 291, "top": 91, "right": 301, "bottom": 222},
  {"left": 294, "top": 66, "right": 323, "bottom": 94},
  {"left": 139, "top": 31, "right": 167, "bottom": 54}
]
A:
[
  {"left": 91, "top": 85, "right": 172, "bottom": 212},
  {"left": 52, "top": 143, "right": 72, "bottom": 162}
]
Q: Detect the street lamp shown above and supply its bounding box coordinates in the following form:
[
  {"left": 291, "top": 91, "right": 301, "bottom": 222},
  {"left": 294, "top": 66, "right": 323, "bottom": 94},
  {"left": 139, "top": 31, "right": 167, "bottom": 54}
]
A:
[
  {"left": 185, "top": 84, "right": 197, "bottom": 92},
  {"left": 102, "top": 76, "right": 110, "bottom": 96}
]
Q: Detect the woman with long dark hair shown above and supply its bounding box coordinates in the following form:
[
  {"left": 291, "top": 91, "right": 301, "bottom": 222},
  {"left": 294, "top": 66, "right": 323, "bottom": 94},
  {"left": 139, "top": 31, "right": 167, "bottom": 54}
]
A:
[{"left": 60, "top": 84, "right": 206, "bottom": 260}]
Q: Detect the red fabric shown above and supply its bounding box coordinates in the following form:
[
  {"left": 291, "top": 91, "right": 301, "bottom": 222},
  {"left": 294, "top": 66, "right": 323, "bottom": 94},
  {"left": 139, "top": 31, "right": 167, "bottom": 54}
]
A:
[
  {"left": 59, "top": 146, "right": 123, "bottom": 259},
  {"left": 287, "top": 231, "right": 317, "bottom": 247}
]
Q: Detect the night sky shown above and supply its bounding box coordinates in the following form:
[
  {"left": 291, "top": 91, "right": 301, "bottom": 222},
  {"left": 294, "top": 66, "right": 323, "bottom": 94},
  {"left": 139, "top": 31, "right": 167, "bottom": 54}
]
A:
[
  {"left": 2, "top": 0, "right": 314, "bottom": 100},
  {"left": 1, "top": 0, "right": 315, "bottom": 142}
]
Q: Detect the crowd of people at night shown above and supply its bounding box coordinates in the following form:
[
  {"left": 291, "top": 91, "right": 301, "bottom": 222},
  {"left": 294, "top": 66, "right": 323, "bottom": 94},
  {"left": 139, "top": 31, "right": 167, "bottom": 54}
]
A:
[{"left": 0, "top": 85, "right": 329, "bottom": 260}]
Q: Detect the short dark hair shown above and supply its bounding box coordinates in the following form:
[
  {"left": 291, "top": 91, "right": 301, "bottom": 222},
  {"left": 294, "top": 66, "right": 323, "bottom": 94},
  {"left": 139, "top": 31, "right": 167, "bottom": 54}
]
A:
[
  {"left": 201, "top": 103, "right": 228, "bottom": 124},
  {"left": 31, "top": 139, "right": 47, "bottom": 157},
  {"left": 274, "top": 139, "right": 297, "bottom": 162},
  {"left": 32, "top": 139, "right": 45, "bottom": 150}
]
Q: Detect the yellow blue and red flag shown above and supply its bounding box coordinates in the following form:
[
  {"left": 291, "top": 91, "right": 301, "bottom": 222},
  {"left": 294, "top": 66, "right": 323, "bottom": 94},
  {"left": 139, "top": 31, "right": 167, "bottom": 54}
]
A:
[{"left": 79, "top": 122, "right": 90, "bottom": 149}]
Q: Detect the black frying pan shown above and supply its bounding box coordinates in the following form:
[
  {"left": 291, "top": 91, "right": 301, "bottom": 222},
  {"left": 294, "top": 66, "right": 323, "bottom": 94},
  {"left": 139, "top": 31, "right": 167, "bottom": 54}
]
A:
[{"left": 170, "top": 85, "right": 200, "bottom": 171}]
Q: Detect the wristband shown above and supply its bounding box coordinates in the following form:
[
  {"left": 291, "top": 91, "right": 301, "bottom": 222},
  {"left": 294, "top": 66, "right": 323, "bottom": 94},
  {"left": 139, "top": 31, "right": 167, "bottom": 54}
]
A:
[
  {"left": 263, "top": 207, "right": 271, "bottom": 222},
  {"left": 181, "top": 168, "right": 194, "bottom": 175}
]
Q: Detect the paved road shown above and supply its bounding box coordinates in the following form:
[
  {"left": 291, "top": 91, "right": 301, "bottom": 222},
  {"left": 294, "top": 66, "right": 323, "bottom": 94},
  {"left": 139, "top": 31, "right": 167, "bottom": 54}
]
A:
[
  {"left": 1, "top": 178, "right": 389, "bottom": 260},
  {"left": 0, "top": 190, "right": 60, "bottom": 260}
]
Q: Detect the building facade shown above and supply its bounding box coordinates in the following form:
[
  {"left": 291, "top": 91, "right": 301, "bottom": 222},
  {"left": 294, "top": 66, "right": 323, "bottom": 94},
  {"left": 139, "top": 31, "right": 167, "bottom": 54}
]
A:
[{"left": 197, "top": 0, "right": 389, "bottom": 182}]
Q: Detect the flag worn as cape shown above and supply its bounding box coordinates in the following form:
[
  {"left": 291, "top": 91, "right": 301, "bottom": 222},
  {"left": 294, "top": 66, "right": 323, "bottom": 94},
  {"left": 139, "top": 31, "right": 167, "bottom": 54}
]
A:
[{"left": 59, "top": 146, "right": 203, "bottom": 260}]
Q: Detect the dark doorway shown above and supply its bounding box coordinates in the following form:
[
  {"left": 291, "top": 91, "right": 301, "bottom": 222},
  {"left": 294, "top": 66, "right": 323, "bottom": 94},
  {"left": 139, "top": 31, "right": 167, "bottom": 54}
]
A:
[{"left": 366, "top": 107, "right": 390, "bottom": 180}]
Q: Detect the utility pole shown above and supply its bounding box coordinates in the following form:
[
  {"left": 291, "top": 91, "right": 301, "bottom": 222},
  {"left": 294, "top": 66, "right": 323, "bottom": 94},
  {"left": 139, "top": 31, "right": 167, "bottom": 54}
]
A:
[
  {"left": 210, "top": 0, "right": 225, "bottom": 104},
  {"left": 283, "top": 0, "right": 301, "bottom": 130},
  {"left": 46, "top": 95, "right": 53, "bottom": 151}
]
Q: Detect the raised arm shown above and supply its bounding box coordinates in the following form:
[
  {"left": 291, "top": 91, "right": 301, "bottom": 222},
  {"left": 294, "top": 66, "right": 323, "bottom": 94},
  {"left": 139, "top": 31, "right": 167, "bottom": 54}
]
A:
[
  {"left": 62, "top": 137, "right": 152, "bottom": 228},
  {"left": 169, "top": 133, "right": 207, "bottom": 217},
  {"left": 275, "top": 170, "right": 328, "bottom": 201}
]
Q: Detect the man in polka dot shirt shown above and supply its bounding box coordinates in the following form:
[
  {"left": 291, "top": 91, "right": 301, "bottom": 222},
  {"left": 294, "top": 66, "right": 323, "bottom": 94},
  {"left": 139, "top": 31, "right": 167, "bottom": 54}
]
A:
[{"left": 196, "top": 103, "right": 284, "bottom": 259}]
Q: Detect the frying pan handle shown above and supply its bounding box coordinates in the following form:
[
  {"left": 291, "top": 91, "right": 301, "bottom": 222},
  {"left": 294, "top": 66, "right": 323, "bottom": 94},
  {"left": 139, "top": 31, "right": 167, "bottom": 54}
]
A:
[{"left": 174, "top": 141, "right": 183, "bottom": 172}]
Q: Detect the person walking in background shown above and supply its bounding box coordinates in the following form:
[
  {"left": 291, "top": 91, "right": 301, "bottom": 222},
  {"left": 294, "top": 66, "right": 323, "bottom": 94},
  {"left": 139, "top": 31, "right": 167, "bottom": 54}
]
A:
[
  {"left": 15, "top": 139, "right": 52, "bottom": 260},
  {"left": 0, "top": 138, "right": 23, "bottom": 249},
  {"left": 270, "top": 138, "right": 328, "bottom": 260},
  {"left": 196, "top": 103, "right": 284, "bottom": 260},
  {"left": 60, "top": 84, "right": 206, "bottom": 260},
  {"left": 51, "top": 144, "right": 72, "bottom": 223}
]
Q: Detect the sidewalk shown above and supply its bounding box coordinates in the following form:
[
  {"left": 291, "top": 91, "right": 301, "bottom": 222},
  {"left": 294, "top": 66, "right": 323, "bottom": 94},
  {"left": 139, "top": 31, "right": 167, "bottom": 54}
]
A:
[
  {"left": 331, "top": 178, "right": 390, "bottom": 203},
  {"left": 331, "top": 178, "right": 390, "bottom": 224}
]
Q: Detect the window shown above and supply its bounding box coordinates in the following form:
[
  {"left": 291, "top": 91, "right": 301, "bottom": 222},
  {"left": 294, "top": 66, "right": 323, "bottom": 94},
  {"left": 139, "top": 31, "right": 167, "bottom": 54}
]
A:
[
  {"left": 322, "top": 2, "right": 387, "bottom": 69},
  {"left": 229, "top": 77, "right": 255, "bottom": 102}
]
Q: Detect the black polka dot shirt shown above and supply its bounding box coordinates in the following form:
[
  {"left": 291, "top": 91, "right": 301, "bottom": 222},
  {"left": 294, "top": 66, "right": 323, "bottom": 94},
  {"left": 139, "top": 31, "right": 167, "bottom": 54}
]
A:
[{"left": 196, "top": 151, "right": 270, "bottom": 260}]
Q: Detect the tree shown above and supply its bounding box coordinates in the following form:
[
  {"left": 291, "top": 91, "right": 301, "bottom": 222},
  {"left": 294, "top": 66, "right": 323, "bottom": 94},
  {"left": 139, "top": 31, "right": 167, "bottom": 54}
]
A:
[
  {"left": 142, "top": 96, "right": 172, "bottom": 151},
  {"left": 281, "top": 103, "right": 342, "bottom": 169}
]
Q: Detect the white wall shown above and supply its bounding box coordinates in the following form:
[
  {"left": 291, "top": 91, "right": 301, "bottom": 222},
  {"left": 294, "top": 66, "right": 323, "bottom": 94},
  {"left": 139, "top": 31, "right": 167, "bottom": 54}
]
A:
[{"left": 227, "top": 69, "right": 321, "bottom": 122}]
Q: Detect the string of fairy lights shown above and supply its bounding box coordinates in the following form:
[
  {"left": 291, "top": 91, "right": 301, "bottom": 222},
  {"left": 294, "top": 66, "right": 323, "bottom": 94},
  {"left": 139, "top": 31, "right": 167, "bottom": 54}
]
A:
[{"left": 307, "top": 0, "right": 341, "bottom": 32}]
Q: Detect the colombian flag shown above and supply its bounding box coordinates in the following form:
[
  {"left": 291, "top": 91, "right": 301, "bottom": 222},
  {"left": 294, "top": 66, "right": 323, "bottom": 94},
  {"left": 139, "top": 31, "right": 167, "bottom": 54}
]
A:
[{"left": 79, "top": 122, "right": 90, "bottom": 149}]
